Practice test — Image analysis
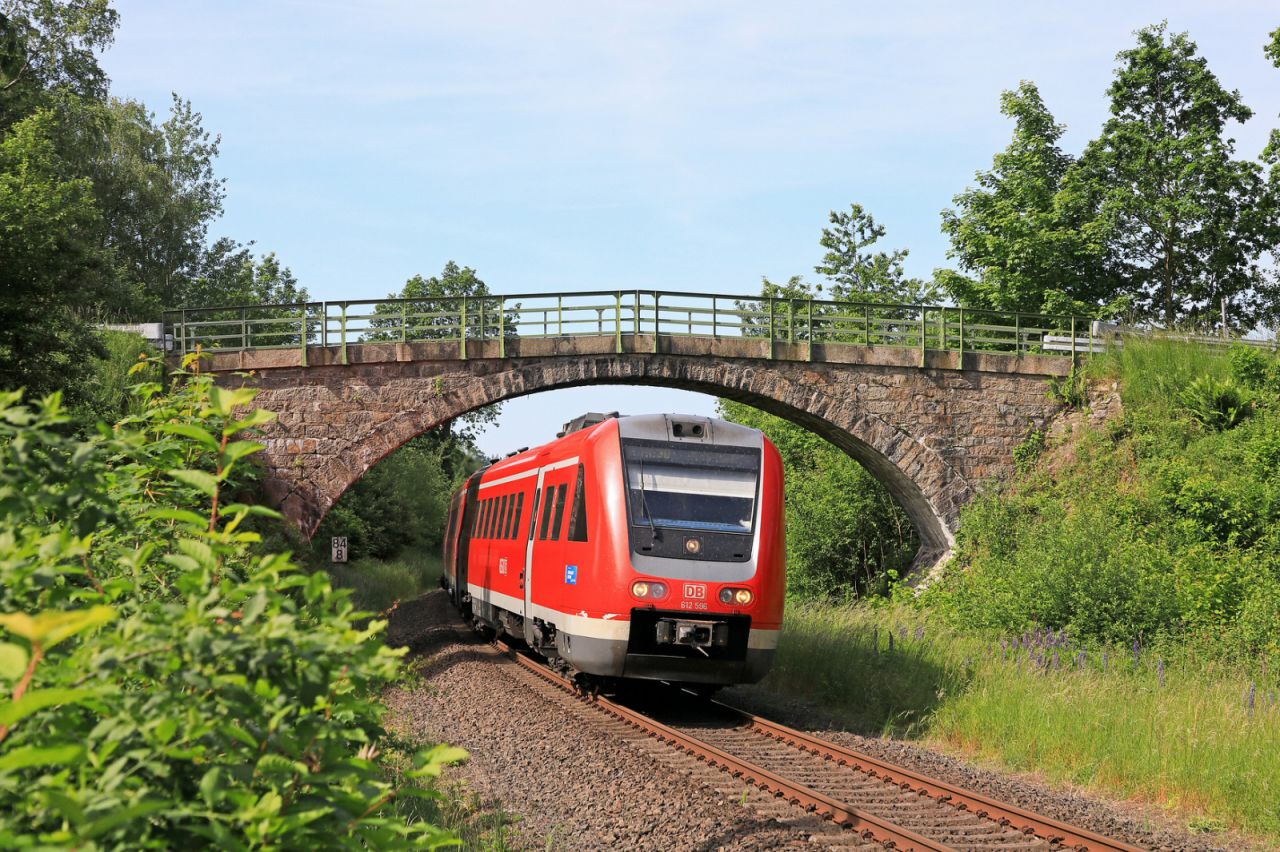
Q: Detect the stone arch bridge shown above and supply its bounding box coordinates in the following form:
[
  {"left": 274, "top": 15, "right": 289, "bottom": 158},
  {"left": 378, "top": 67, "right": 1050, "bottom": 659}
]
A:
[{"left": 171, "top": 291, "right": 1089, "bottom": 571}]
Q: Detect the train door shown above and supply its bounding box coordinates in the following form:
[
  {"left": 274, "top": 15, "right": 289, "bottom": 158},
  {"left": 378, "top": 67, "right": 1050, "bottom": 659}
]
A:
[
  {"left": 523, "top": 459, "right": 578, "bottom": 640},
  {"left": 455, "top": 472, "right": 484, "bottom": 612}
]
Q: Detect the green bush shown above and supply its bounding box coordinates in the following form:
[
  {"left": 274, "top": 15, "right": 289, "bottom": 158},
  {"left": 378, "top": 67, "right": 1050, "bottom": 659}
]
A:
[
  {"left": 933, "top": 339, "right": 1280, "bottom": 659},
  {"left": 0, "top": 356, "right": 462, "bottom": 849}
]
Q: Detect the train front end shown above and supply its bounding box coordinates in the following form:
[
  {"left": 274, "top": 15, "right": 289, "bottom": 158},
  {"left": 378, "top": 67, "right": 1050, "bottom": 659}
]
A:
[{"left": 592, "top": 413, "right": 785, "bottom": 686}]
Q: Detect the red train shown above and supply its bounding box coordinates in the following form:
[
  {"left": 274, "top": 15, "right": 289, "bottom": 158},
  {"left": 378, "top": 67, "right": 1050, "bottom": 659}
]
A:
[{"left": 441, "top": 412, "right": 786, "bottom": 688}]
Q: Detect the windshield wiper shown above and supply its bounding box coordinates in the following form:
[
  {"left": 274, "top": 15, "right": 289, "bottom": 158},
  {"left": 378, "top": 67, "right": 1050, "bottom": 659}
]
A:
[{"left": 636, "top": 459, "right": 660, "bottom": 544}]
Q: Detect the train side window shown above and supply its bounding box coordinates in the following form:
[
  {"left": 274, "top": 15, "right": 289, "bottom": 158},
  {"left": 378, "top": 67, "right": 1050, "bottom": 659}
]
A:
[
  {"left": 528, "top": 489, "right": 541, "bottom": 540},
  {"left": 478, "top": 499, "right": 488, "bottom": 539},
  {"left": 510, "top": 492, "right": 525, "bottom": 539},
  {"left": 497, "top": 494, "right": 509, "bottom": 539},
  {"left": 567, "top": 464, "right": 588, "bottom": 542},
  {"left": 538, "top": 485, "right": 555, "bottom": 540},
  {"left": 471, "top": 501, "right": 481, "bottom": 537},
  {"left": 483, "top": 498, "right": 494, "bottom": 539},
  {"left": 550, "top": 483, "right": 568, "bottom": 540}
]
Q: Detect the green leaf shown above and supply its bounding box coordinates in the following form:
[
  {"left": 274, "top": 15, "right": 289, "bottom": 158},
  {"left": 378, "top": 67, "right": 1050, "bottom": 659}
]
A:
[
  {"left": 219, "top": 440, "right": 264, "bottom": 468},
  {"left": 81, "top": 800, "right": 168, "bottom": 838},
  {"left": 167, "top": 468, "right": 219, "bottom": 496},
  {"left": 0, "top": 687, "right": 105, "bottom": 727},
  {"left": 224, "top": 408, "right": 276, "bottom": 435},
  {"left": 0, "top": 643, "right": 28, "bottom": 680},
  {"left": 158, "top": 422, "right": 219, "bottom": 450},
  {"left": 241, "top": 589, "right": 267, "bottom": 625},
  {"left": 0, "top": 606, "right": 115, "bottom": 649},
  {"left": 222, "top": 723, "right": 258, "bottom": 748},
  {"left": 0, "top": 743, "right": 85, "bottom": 771},
  {"left": 148, "top": 508, "right": 211, "bottom": 528},
  {"left": 199, "top": 767, "right": 224, "bottom": 807},
  {"left": 221, "top": 503, "right": 284, "bottom": 520},
  {"left": 207, "top": 386, "right": 257, "bottom": 418}
]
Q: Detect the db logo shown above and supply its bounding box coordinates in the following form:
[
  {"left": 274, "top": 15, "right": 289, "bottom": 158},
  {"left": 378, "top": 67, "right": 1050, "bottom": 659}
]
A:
[{"left": 683, "top": 583, "right": 706, "bottom": 600}]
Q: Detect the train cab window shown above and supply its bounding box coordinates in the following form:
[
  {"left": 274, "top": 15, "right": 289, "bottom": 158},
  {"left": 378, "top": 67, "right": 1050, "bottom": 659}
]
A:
[
  {"left": 538, "top": 486, "right": 555, "bottom": 540},
  {"left": 528, "top": 489, "right": 541, "bottom": 540},
  {"left": 567, "top": 464, "right": 588, "bottom": 542},
  {"left": 549, "top": 483, "right": 568, "bottom": 540}
]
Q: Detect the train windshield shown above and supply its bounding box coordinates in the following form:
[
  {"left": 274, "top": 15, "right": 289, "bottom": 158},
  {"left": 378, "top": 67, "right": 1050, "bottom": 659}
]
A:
[{"left": 623, "top": 441, "right": 760, "bottom": 534}]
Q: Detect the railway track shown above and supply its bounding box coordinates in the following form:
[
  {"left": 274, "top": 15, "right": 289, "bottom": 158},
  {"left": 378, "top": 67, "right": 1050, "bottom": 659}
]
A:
[{"left": 492, "top": 637, "right": 1147, "bottom": 852}]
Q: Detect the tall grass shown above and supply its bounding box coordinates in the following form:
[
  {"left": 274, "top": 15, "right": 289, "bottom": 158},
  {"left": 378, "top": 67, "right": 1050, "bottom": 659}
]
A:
[
  {"left": 1088, "top": 333, "right": 1234, "bottom": 413},
  {"left": 325, "top": 547, "right": 442, "bottom": 612},
  {"left": 761, "top": 602, "right": 1280, "bottom": 840}
]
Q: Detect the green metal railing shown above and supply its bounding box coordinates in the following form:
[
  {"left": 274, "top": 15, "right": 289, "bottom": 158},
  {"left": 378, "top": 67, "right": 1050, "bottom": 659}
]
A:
[{"left": 161, "top": 290, "right": 1100, "bottom": 366}]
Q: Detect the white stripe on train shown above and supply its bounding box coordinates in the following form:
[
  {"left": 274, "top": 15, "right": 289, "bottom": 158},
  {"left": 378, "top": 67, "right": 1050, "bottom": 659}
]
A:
[{"left": 467, "top": 583, "right": 779, "bottom": 649}]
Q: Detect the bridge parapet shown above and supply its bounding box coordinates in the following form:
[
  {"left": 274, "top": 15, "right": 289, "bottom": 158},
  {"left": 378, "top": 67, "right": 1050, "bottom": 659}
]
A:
[{"left": 163, "top": 289, "right": 1097, "bottom": 369}]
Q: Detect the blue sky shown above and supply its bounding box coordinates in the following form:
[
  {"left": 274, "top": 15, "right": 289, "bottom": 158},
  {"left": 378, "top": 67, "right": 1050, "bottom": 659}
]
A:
[{"left": 102, "top": 1, "right": 1280, "bottom": 455}]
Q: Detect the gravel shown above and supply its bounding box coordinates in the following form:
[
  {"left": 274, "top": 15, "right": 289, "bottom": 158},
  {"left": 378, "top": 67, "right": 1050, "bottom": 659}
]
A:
[{"left": 384, "top": 591, "right": 862, "bottom": 850}]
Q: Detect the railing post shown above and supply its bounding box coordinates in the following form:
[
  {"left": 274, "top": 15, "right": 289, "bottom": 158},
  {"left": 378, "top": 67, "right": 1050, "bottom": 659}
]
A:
[
  {"left": 919, "top": 307, "right": 926, "bottom": 367},
  {"left": 499, "top": 296, "right": 506, "bottom": 358},
  {"left": 1071, "top": 316, "right": 1077, "bottom": 361},
  {"left": 340, "top": 302, "right": 348, "bottom": 365},
  {"left": 939, "top": 307, "right": 946, "bottom": 350},
  {"left": 299, "top": 305, "right": 308, "bottom": 367},
  {"left": 958, "top": 308, "right": 965, "bottom": 363},
  {"left": 241, "top": 308, "right": 248, "bottom": 349},
  {"left": 807, "top": 299, "right": 814, "bottom": 361},
  {"left": 400, "top": 302, "right": 407, "bottom": 343},
  {"left": 615, "top": 293, "right": 622, "bottom": 354},
  {"left": 864, "top": 304, "right": 871, "bottom": 346},
  {"left": 460, "top": 296, "right": 468, "bottom": 360},
  {"left": 712, "top": 296, "right": 718, "bottom": 338},
  {"left": 557, "top": 294, "right": 563, "bottom": 338},
  {"left": 479, "top": 299, "right": 486, "bottom": 346},
  {"left": 653, "top": 293, "right": 660, "bottom": 354},
  {"left": 321, "top": 302, "right": 328, "bottom": 351},
  {"left": 788, "top": 299, "right": 795, "bottom": 345},
  {"left": 634, "top": 290, "right": 640, "bottom": 338},
  {"left": 767, "top": 298, "right": 774, "bottom": 360},
  {"left": 180, "top": 310, "right": 187, "bottom": 357},
  {"left": 1015, "top": 313, "right": 1021, "bottom": 354}
]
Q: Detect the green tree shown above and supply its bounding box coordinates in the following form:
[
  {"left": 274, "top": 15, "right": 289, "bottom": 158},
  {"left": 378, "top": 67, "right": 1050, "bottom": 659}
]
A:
[
  {"left": 815, "top": 204, "right": 938, "bottom": 304},
  {"left": 78, "top": 94, "right": 226, "bottom": 315},
  {"left": 0, "top": 108, "right": 105, "bottom": 400},
  {"left": 1075, "top": 22, "right": 1272, "bottom": 328},
  {"left": 0, "top": 0, "right": 117, "bottom": 131},
  {"left": 939, "top": 82, "right": 1115, "bottom": 315}
]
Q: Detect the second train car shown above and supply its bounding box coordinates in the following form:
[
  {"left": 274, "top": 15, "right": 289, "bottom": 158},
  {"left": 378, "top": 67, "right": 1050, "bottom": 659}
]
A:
[{"left": 441, "top": 412, "right": 786, "bottom": 687}]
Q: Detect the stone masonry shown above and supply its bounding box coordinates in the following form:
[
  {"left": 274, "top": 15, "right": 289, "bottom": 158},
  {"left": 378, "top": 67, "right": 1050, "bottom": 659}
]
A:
[{"left": 200, "top": 334, "right": 1072, "bottom": 570}]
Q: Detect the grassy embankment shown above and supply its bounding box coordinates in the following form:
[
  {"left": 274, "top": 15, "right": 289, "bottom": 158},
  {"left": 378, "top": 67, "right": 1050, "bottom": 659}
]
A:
[
  {"left": 761, "top": 337, "right": 1280, "bottom": 842},
  {"left": 324, "top": 546, "right": 443, "bottom": 612}
]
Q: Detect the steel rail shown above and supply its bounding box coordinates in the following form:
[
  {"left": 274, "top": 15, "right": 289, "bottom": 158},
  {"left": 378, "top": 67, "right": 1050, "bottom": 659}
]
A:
[
  {"left": 711, "top": 702, "right": 1146, "bottom": 852},
  {"left": 492, "top": 639, "right": 949, "bottom": 851}
]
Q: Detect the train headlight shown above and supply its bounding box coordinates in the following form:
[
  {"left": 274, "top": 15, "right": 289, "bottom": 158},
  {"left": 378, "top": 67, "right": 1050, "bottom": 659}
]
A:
[
  {"left": 684, "top": 537, "right": 701, "bottom": 555},
  {"left": 633, "top": 581, "right": 668, "bottom": 600},
  {"left": 719, "top": 587, "right": 754, "bottom": 606}
]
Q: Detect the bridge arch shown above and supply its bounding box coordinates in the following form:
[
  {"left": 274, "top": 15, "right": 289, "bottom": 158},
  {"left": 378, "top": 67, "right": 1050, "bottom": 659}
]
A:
[{"left": 243, "top": 348, "right": 1046, "bottom": 572}]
